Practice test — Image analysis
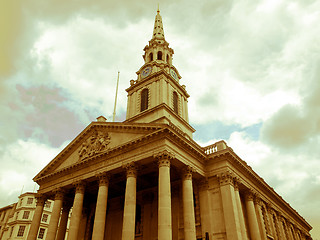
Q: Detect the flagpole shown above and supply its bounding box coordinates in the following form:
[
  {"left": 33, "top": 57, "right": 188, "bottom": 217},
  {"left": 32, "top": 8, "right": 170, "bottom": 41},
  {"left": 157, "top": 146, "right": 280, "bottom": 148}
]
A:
[{"left": 113, "top": 71, "right": 120, "bottom": 122}]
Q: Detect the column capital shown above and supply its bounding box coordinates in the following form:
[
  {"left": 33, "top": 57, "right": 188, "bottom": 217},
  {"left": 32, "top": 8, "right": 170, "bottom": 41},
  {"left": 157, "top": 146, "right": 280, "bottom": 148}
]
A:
[
  {"left": 182, "top": 165, "right": 194, "bottom": 180},
  {"left": 244, "top": 189, "right": 256, "bottom": 201},
  {"left": 233, "top": 177, "right": 241, "bottom": 190},
  {"left": 123, "top": 162, "right": 138, "bottom": 178},
  {"left": 53, "top": 188, "right": 65, "bottom": 200},
  {"left": 217, "top": 170, "right": 234, "bottom": 186},
  {"left": 154, "top": 150, "right": 175, "bottom": 161},
  {"left": 35, "top": 193, "right": 46, "bottom": 206},
  {"left": 73, "top": 181, "right": 86, "bottom": 193},
  {"left": 96, "top": 172, "right": 110, "bottom": 186}
]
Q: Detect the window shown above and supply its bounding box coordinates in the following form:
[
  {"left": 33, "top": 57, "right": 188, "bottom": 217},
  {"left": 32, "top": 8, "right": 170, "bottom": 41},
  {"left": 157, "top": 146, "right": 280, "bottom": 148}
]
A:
[
  {"left": 17, "top": 225, "right": 26, "bottom": 237},
  {"left": 38, "top": 228, "right": 45, "bottom": 239},
  {"left": 44, "top": 201, "right": 51, "bottom": 209},
  {"left": 16, "top": 211, "right": 19, "bottom": 220},
  {"left": 140, "top": 89, "right": 149, "bottom": 112},
  {"left": 166, "top": 54, "right": 169, "bottom": 63},
  {"left": 27, "top": 197, "right": 33, "bottom": 204},
  {"left": 22, "top": 211, "right": 30, "bottom": 219},
  {"left": 173, "top": 92, "right": 179, "bottom": 114},
  {"left": 41, "top": 214, "right": 48, "bottom": 222},
  {"left": 157, "top": 51, "right": 162, "bottom": 60},
  {"left": 149, "top": 53, "right": 153, "bottom": 62}
]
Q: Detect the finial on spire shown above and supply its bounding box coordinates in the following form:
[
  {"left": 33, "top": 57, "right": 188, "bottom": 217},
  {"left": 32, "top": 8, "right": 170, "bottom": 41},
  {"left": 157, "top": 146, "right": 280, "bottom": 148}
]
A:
[{"left": 157, "top": 3, "right": 160, "bottom": 13}]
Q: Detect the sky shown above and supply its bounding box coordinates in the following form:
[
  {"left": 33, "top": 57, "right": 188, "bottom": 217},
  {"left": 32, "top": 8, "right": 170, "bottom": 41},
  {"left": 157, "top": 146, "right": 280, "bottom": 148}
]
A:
[{"left": 0, "top": 0, "right": 319, "bottom": 238}]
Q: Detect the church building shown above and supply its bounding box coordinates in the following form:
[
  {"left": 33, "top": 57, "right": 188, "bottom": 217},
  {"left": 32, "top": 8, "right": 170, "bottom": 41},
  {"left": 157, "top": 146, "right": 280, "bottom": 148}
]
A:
[{"left": 26, "top": 9, "right": 312, "bottom": 240}]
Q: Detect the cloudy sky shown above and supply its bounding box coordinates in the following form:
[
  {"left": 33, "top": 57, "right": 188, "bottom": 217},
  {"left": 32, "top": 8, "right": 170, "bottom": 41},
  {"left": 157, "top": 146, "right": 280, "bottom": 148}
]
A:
[{"left": 1, "top": 0, "right": 319, "bottom": 238}]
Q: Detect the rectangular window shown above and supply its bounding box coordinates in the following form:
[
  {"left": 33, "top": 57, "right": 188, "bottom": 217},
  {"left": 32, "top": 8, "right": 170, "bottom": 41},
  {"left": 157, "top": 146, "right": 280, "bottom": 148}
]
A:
[
  {"left": 27, "top": 197, "right": 33, "bottom": 204},
  {"left": 17, "top": 225, "right": 26, "bottom": 237},
  {"left": 38, "top": 228, "right": 45, "bottom": 239},
  {"left": 41, "top": 214, "right": 48, "bottom": 222},
  {"left": 22, "top": 211, "right": 30, "bottom": 219},
  {"left": 44, "top": 201, "right": 51, "bottom": 209}
]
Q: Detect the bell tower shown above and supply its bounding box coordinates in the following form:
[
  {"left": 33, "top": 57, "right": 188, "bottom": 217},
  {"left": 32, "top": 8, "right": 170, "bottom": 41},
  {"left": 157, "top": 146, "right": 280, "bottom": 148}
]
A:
[{"left": 125, "top": 9, "right": 194, "bottom": 138}]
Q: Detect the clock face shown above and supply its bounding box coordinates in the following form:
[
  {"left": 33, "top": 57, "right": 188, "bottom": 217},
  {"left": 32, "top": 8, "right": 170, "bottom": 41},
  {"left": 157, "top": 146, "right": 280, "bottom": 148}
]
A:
[
  {"left": 170, "top": 69, "right": 178, "bottom": 80},
  {"left": 141, "top": 66, "right": 152, "bottom": 78}
]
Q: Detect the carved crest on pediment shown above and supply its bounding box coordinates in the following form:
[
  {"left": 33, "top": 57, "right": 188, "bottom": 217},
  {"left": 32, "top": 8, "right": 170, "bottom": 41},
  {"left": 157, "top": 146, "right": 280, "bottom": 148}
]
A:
[{"left": 79, "top": 131, "right": 111, "bottom": 160}]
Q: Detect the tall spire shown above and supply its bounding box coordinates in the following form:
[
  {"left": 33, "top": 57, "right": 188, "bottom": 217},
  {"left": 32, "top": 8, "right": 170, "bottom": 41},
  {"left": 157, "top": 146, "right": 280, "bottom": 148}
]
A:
[{"left": 152, "top": 7, "right": 165, "bottom": 40}]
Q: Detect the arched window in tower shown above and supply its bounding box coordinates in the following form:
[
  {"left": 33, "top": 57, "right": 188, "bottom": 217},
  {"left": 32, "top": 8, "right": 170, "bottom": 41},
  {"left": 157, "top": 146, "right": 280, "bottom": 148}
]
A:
[
  {"left": 166, "top": 54, "right": 169, "bottom": 63},
  {"left": 149, "top": 52, "right": 153, "bottom": 62},
  {"left": 173, "top": 92, "right": 179, "bottom": 114},
  {"left": 157, "top": 51, "right": 162, "bottom": 60},
  {"left": 140, "top": 88, "right": 149, "bottom": 112}
]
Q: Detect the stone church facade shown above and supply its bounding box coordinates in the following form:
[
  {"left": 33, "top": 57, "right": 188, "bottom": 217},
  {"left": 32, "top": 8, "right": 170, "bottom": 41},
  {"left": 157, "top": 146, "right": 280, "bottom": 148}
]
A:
[{"left": 27, "top": 10, "right": 312, "bottom": 240}]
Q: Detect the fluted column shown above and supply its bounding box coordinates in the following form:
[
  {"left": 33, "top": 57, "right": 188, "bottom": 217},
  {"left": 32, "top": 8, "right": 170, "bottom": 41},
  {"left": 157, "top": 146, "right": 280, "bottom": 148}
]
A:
[
  {"left": 92, "top": 173, "right": 109, "bottom": 240},
  {"left": 121, "top": 162, "right": 137, "bottom": 240},
  {"left": 155, "top": 150, "right": 174, "bottom": 240},
  {"left": 56, "top": 201, "right": 72, "bottom": 240},
  {"left": 234, "top": 180, "right": 247, "bottom": 240},
  {"left": 182, "top": 166, "right": 196, "bottom": 240},
  {"left": 47, "top": 190, "right": 64, "bottom": 240},
  {"left": 67, "top": 182, "right": 85, "bottom": 240},
  {"left": 245, "top": 191, "right": 261, "bottom": 240},
  {"left": 27, "top": 194, "right": 46, "bottom": 240},
  {"left": 218, "top": 171, "right": 242, "bottom": 240},
  {"left": 255, "top": 198, "right": 267, "bottom": 240}
]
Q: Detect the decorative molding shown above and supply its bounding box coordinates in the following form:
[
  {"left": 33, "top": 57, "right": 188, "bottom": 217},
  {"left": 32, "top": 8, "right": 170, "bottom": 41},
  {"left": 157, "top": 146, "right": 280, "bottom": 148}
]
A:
[
  {"left": 96, "top": 172, "right": 109, "bottom": 186},
  {"left": 217, "top": 170, "right": 234, "bottom": 186},
  {"left": 182, "top": 165, "right": 194, "bottom": 181},
  {"left": 79, "top": 131, "right": 111, "bottom": 160},
  {"left": 74, "top": 181, "right": 86, "bottom": 193},
  {"left": 123, "top": 162, "right": 138, "bottom": 178},
  {"left": 154, "top": 150, "right": 174, "bottom": 168},
  {"left": 35, "top": 194, "right": 46, "bottom": 206},
  {"left": 53, "top": 188, "right": 65, "bottom": 200}
]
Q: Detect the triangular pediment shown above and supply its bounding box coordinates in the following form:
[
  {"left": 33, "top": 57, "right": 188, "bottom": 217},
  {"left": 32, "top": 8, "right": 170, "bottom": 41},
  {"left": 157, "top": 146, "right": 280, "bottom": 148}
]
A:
[{"left": 34, "top": 122, "right": 166, "bottom": 181}]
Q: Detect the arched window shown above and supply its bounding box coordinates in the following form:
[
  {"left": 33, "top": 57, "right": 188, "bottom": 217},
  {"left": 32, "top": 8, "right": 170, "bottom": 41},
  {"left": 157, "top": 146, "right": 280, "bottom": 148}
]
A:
[
  {"left": 149, "top": 53, "right": 153, "bottom": 62},
  {"left": 140, "top": 88, "right": 149, "bottom": 112},
  {"left": 157, "top": 51, "right": 162, "bottom": 60},
  {"left": 166, "top": 54, "right": 169, "bottom": 63},
  {"left": 173, "top": 92, "right": 178, "bottom": 114}
]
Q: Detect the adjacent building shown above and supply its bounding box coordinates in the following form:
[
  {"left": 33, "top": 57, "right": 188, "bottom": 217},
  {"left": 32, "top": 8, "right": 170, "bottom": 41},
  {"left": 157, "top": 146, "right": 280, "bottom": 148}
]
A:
[
  {"left": 25, "top": 9, "right": 312, "bottom": 240},
  {"left": 0, "top": 192, "right": 53, "bottom": 240}
]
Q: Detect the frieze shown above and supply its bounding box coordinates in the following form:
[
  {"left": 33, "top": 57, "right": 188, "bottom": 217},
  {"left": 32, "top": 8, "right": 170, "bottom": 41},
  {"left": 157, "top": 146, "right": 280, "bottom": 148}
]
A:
[{"left": 79, "top": 131, "right": 111, "bottom": 161}]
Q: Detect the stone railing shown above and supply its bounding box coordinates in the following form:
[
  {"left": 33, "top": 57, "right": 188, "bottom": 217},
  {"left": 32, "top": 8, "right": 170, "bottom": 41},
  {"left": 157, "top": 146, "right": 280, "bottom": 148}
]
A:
[{"left": 203, "top": 140, "right": 227, "bottom": 155}]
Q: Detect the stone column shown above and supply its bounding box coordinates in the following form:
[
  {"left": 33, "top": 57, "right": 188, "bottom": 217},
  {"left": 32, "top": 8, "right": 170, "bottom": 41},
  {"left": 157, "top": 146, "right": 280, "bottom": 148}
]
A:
[
  {"left": 121, "top": 162, "right": 137, "bottom": 240},
  {"left": 56, "top": 201, "right": 71, "bottom": 240},
  {"left": 267, "top": 206, "right": 278, "bottom": 239},
  {"left": 47, "top": 190, "right": 64, "bottom": 240},
  {"left": 92, "top": 173, "right": 109, "bottom": 240},
  {"left": 27, "top": 194, "right": 46, "bottom": 240},
  {"left": 182, "top": 166, "right": 196, "bottom": 240},
  {"left": 155, "top": 150, "right": 174, "bottom": 240},
  {"left": 219, "top": 171, "right": 242, "bottom": 240},
  {"left": 67, "top": 182, "right": 86, "bottom": 240},
  {"left": 244, "top": 191, "right": 261, "bottom": 240},
  {"left": 255, "top": 198, "right": 267, "bottom": 240},
  {"left": 198, "top": 180, "right": 213, "bottom": 237},
  {"left": 234, "top": 180, "right": 247, "bottom": 240}
]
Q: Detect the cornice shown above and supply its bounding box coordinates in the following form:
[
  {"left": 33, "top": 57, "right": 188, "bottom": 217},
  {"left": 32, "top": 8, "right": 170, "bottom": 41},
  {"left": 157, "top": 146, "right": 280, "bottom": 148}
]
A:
[{"left": 209, "top": 150, "right": 312, "bottom": 230}]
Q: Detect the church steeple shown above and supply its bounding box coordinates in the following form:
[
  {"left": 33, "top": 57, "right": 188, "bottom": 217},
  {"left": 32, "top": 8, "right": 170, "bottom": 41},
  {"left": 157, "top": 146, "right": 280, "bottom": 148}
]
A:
[
  {"left": 125, "top": 9, "right": 195, "bottom": 139},
  {"left": 152, "top": 8, "right": 165, "bottom": 40}
]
